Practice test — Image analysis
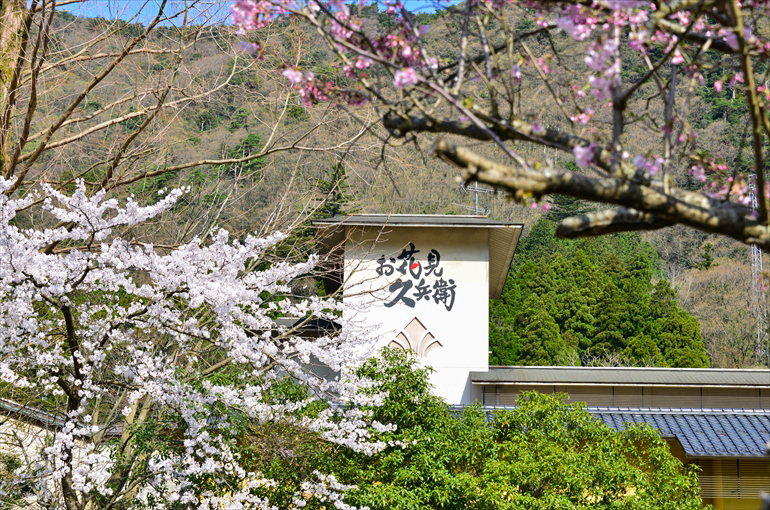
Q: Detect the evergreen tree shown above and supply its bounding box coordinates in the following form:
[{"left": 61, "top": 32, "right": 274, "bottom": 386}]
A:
[
  {"left": 490, "top": 217, "right": 709, "bottom": 367},
  {"left": 623, "top": 334, "right": 666, "bottom": 366},
  {"left": 516, "top": 296, "right": 566, "bottom": 366},
  {"left": 215, "top": 133, "right": 265, "bottom": 177},
  {"left": 546, "top": 194, "right": 595, "bottom": 223},
  {"left": 649, "top": 282, "right": 709, "bottom": 367},
  {"left": 280, "top": 162, "right": 359, "bottom": 262},
  {"left": 314, "top": 162, "right": 358, "bottom": 219},
  {"left": 545, "top": 161, "right": 597, "bottom": 222}
]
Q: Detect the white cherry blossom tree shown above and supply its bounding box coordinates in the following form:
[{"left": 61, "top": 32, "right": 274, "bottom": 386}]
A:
[{"left": 0, "top": 177, "right": 384, "bottom": 509}]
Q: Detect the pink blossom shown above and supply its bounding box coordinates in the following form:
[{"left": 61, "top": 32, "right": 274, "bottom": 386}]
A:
[
  {"left": 671, "top": 49, "right": 684, "bottom": 65},
  {"left": 511, "top": 64, "right": 522, "bottom": 82},
  {"left": 689, "top": 164, "right": 707, "bottom": 182},
  {"left": 585, "top": 39, "right": 617, "bottom": 71},
  {"left": 634, "top": 155, "right": 664, "bottom": 175},
  {"left": 282, "top": 69, "right": 304, "bottom": 84},
  {"left": 607, "top": 0, "right": 646, "bottom": 8},
  {"left": 556, "top": 5, "right": 595, "bottom": 41},
  {"left": 714, "top": 80, "right": 723, "bottom": 92},
  {"left": 538, "top": 57, "right": 549, "bottom": 74},
  {"left": 628, "top": 29, "right": 648, "bottom": 51},
  {"left": 354, "top": 57, "right": 372, "bottom": 70},
  {"left": 629, "top": 9, "right": 649, "bottom": 24},
  {"left": 230, "top": 0, "right": 260, "bottom": 31},
  {"left": 589, "top": 76, "right": 612, "bottom": 100},
  {"left": 571, "top": 107, "right": 593, "bottom": 124},
  {"left": 573, "top": 144, "right": 595, "bottom": 168},
  {"left": 239, "top": 41, "right": 260, "bottom": 55},
  {"left": 722, "top": 29, "right": 739, "bottom": 50},
  {"left": 394, "top": 67, "right": 418, "bottom": 88},
  {"left": 744, "top": 27, "right": 758, "bottom": 45}
]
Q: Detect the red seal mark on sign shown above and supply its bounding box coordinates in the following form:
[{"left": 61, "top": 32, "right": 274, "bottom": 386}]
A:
[{"left": 411, "top": 262, "right": 420, "bottom": 270}]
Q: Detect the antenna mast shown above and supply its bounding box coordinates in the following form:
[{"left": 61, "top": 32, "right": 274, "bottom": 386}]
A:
[
  {"left": 457, "top": 182, "right": 497, "bottom": 216},
  {"left": 749, "top": 174, "right": 766, "bottom": 363}
]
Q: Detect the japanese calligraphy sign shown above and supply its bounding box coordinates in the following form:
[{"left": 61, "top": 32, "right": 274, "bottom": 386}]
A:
[{"left": 376, "top": 242, "right": 457, "bottom": 311}]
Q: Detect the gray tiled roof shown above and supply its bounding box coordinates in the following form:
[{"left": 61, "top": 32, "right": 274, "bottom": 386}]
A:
[
  {"left": 449, "top": 405, "right": 770, "bottom": 458},
  {"left": 471, "top": 366, "right": 770, "bottom": 387},
  {"left": 0, "top": 397, "right": 66, "bottom": 429},
  {"left": 593, "top": 408, "right": 770, "bottom": 458},
  {"left": 0, "top": 398, "right": 121, "bottom": 437}
]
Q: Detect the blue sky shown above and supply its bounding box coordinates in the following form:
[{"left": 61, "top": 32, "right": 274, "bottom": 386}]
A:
[{"left": 60, "top": 0, "right": 446, "bottom": 25}]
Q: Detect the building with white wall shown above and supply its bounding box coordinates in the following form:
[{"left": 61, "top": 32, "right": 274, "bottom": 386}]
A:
[
  {"left": 315, "top": 214, "right": 770, "bottom": 509},
  {"left": 314, "top": 214, "right": 523, "bottom": 405}
]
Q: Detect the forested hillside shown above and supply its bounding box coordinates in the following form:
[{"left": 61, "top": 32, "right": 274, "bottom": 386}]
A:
[
  {"left": 491, "top": 199, "right": 709, "bottom": 368},
  {"left": 18, "top": 7, "right": 770, "bottom": 368}
]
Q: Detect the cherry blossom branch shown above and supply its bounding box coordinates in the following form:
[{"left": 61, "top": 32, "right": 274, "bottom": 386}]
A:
[{"left": 433, "top": 138, "right": 769, "bottom": 247}]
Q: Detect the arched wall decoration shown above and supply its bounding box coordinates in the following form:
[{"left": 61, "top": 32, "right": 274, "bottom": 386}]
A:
[{"left": 389, "top": 317, "right": 442, "bottom": 358}]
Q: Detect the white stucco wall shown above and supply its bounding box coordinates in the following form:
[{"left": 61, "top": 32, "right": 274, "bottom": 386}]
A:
[{"left": 343, "top": 226, "right": 489, "bottom": 405}]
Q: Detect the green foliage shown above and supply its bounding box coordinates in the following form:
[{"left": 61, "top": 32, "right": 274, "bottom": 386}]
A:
[
  {"left": 285, "top": 103, "right": 309, "bottom": 124},
  {"left": 490, "top": 218, "right": 708, "bottom": 367},
  {"left": 215, "top": 133, "right": 265, "bottom": 177},
  {"left": 377, "top": 11, "right": 396, "bottom": 28},
  {"left": 194, "top": 108, "right": 221, "bottom": 132},
  {"left": 480, "top": 392, "right": 706, "bottom": 509},
  {"left": 276, "top": 162, "right": 358, "bottom": 269},
  {"left": 150, "top": 54, "right": 172, "bottom": 72},
  {"left": 228, "top": 107, "right": 250, "bottom": 132},
  {"left": 116, "top": 20, "right": 144, "bottom": 38},
  {"left": 218, "top": 350, "right": 707, "bottom": 509},
  {"left": 546, "top": 194, "right": 595, "bottom": 223},
  {"left": 119, "top": 106, "right": 146, "bottom": 133},
  {"left": 56, "top": 10, "right": 76, "bottom": 21},
  {"left": 175, "top": 370, "right": 335, "bottom": 508},
  {"left": 227, "top": 57, "right": 261, "bottom": 89},
  {"left": 546, "top": 162, "right": 596, "bottom": 222},
  {"left": 696, "top": 243, "right": 718, "bottom": 270},
  {"left": 126, "top": 167, "right": 179, "bottom": 206},
  {"left": 698, "top": 80, "right": 750, "bottom": 126},
  {"left": 82, "top": 100, "right": 102, "bottom": 113},
  {"left": 315, "top": 163, "right": 358, "bottom": 219},
  {"left": 0, "top": 453, "right": 32, "bottom": 505}
]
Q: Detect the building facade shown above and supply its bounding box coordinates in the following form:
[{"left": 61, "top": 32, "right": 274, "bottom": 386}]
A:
[
  {"left": 314, "top": 214, "right": 522, "bottom": 404},
  {"left": 316, "top": 214, "right": 769, "bottom": 508}
]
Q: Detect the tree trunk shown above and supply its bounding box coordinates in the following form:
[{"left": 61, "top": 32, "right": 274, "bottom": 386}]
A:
[{"left": 0, "top": 0, "right": 26, "bottom": 179}]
